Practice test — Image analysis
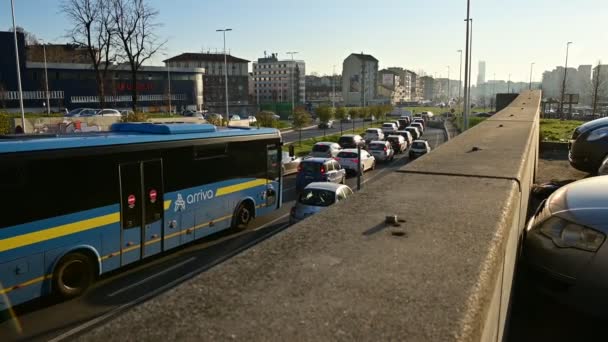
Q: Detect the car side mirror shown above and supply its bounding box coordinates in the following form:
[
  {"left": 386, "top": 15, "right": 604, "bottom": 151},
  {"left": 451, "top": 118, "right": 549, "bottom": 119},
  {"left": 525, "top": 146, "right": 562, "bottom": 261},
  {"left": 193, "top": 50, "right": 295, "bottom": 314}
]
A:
[{"left": 289, "top": 145, "right": 295, "bottom": 157}]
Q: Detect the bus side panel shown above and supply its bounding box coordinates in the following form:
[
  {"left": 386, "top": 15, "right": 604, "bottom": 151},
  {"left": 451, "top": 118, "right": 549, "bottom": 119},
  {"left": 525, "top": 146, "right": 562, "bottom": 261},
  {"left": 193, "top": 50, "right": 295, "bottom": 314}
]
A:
[
  {"left": 0, "top": 253, "right": 43, "bottom": 311},
  {"left": 100, "top": 224, "right": 122, "bottom": 273}
]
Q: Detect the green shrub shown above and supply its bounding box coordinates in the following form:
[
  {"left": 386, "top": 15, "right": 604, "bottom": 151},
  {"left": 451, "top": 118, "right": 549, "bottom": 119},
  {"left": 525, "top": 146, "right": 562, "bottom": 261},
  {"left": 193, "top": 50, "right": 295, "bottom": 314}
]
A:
[
  {"left": 0, "top": 113, "right": 11, "bottom": 134},
  {"left": 121, "top": 112, "right": 148, "bottom": 122}
]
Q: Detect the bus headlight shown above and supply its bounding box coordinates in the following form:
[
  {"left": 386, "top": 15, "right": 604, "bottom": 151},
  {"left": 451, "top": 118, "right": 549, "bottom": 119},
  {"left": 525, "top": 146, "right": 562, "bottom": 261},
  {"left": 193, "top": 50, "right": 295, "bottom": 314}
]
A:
[{"left": 539, "top": 217, "right": 605, "bottom": 252}]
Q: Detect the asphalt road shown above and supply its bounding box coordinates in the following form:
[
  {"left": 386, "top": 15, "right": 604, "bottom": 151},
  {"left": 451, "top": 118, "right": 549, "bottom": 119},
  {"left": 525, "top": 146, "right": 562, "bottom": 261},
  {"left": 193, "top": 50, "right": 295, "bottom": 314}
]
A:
[
  {"left": 0, "top": 128, "right": 445, "bottom": 342},
  {"left": 281, "top": 119, "right": 368, "bottom": 143}
]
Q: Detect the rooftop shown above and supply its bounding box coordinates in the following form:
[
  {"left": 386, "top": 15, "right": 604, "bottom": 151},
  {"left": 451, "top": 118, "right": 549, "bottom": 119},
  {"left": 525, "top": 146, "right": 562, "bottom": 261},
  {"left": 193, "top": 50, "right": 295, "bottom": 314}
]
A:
[
  {"left": 164, "top": 52, "right": 250, "bottom": 64},
  {"left": 349, "top": 53, "right": 379, "bottom": 62}
]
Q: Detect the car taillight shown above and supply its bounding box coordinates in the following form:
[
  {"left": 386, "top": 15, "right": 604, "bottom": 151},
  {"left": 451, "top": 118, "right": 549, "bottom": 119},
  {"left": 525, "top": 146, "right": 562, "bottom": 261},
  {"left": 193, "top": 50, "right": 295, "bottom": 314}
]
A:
[
  {"left": 320, "top": 166, "right": 326, "bottom": 174},
  {"left": 383, "top": 146, "right": 387, "bottom": 151},
  {"left": 351, "top": 159, "right": 359, "bottom": 163}
]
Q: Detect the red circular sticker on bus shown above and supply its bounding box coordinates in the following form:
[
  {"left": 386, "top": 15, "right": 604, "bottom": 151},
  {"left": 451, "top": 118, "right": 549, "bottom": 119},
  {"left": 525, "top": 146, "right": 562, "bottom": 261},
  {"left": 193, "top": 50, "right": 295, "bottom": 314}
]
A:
[
  {"left": 149, "top": 189, "right": 157, "bottom": 203},
  {"left": 127, "top": 194, "right": 136, "bottom": 208}
]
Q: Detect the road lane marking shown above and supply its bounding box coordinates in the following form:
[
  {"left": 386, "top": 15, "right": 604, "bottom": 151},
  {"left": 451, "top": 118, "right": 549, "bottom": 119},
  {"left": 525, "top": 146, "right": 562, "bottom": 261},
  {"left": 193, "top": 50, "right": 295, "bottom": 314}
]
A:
[
  {"left": 106, "top": 257, "right": 196, "bottom": 298},
  {"left": 254, "top": 213, "right": 290, "bottom": 231},
  {"left": 49, "top": 222, "right": 291, "bottom": 342}
]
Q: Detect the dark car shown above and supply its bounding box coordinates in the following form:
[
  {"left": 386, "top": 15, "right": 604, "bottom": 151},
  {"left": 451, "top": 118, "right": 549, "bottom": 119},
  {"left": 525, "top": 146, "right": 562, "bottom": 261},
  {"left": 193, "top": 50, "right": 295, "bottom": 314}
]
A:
[
  {"left": 295, "top": 158, "right": 346, "bottom": 191},
  {"left": 397, "top": 119, "right": 409, "bottom": 130},
  {"left": 338, "top": 134, "right": 365, "bottom": 149},
  {"left": 569, "top": 117, "right": 608, "bottom": 174},
  {"left": 405, "top": 127, "right": 420, "bottom": 140},
  {"left": 318, "top": 120, "right": 334, "bottom": 129}
]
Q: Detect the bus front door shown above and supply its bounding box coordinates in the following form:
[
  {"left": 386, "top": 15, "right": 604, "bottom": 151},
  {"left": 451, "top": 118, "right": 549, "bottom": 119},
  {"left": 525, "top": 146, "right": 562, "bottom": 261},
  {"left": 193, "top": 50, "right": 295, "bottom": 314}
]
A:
[{"left": 119, "top": 160, "right": 164, "bottom": 266}]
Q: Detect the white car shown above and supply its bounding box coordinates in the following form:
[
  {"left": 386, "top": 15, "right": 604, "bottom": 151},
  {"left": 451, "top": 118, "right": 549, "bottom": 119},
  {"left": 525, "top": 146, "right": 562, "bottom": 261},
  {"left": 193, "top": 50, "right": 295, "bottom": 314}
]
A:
[
  {"left": 311, "top": 142, "right": 342, "bottom": 158},
  {"left": 367, "top": 140, "right": 395, "bottom": 162},
  {"left": 365, "top": 128, "right": 385, "bottom": 142},
  {"left": 409, "top": 140, "right": 432, "bottom": 159},
  {"left": 96, "top": 109, "right": 121, "bottom": 117},
  {"left": 230, "top": 115, "right": 241, "bottom": 121},
  {"left": 248, "top": 116, "right": 257, "bottom": 124},
  {"left": 381, "top": 122, "right": 398, "bottom": 135},
  {"left": 334, "top": 148, "right": 376, "bottom": 175},
  {"left": 289, "top": 182, "right": 354, "bottom": 224}
]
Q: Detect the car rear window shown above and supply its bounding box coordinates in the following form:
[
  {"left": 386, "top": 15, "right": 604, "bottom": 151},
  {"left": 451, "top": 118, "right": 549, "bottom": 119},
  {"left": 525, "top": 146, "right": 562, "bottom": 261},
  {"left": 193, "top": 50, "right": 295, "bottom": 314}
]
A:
[
  {"left": 369, "top": 143, "right": 385, "bottom": 150},
  {"left": 338, "top": 137, "right": 354, "bottom": 144},
  {"left": 300, "top": 162, "right": 320, "bottom": 173},
  {"left": 337, "top": 151, "right": 358, "bottom": 158},
  {"left": 382, "top": 124, "right": 393, "bottom": 128},
  {"left": 312, "top": 144, "right": 330, "bottom": 152},
  {"left": 366, "top": 129, "right": 378, "bottom": 134},
  {"left": 412, "top": 142, "right": 426, "bottom": 149},
  {"left": 298, "top": 189, "right": 336, "bottom": 207}
]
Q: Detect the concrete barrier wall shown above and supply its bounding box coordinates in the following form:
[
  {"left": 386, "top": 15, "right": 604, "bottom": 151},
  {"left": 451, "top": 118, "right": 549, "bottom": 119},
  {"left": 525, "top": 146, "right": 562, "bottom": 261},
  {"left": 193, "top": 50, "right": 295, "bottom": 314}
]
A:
[{"left": 81, "top": 91, "right": 541, "bottom": 341}]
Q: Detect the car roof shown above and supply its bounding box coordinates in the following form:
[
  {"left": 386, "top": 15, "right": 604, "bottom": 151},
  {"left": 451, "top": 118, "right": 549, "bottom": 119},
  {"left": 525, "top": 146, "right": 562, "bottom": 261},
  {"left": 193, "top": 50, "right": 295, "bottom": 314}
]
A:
[
  {"left": 338, "top": 148, "right": 360, "bottom": 153},
  {"left": 304, "top": 182, "right": 345, "bottom": 191},
  {"left": 301, "top": 157, "right": 333, "bottom": 164},
  {"left": 314, "top": 141, "right": 337, "bottom": 146},
  {"left": 382, "top": 122, "right": 395, "bottom": 125},
  {"left": 387, "top": 135, "right": 403, "bottom": 138},
  {"left": 340, "top": 134, "right": 356, "bottom": 138},
  {"left": 366, "top": 128, "right": 381, "bottom": 131},
  {"left": 413, "top": 139, "right": 427, "bottom": 143}
]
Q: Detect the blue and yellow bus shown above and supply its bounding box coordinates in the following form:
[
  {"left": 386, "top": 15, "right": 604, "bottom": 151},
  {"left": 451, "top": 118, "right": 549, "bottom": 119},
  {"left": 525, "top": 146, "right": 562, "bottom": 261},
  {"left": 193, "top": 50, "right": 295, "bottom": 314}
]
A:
[{"left": 0, "top": 123, "right": 282, "bottom": 310}]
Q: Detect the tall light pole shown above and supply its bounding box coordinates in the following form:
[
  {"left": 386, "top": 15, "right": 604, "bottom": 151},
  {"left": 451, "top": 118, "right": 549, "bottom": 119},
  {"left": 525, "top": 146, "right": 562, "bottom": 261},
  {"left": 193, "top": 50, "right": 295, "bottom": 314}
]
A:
[
  {"left": 457, "top": 49, "right": 463, "bottom": 103},
  {"left": 467, "top": 18, "right": 473, "bottom": 115},
  {"left": 492, "top": 72, "right": 496, "bottom": 111},
  {"left": 332, "top": 65, "right": 336, "bottom": 108},
  {"left": 164, "top": 54, "right": 172, "bottom": 114},
  {"left": 447, "top": 65, "right": 451, "bottom": 102},
  {"left": 560, "top": 41, "right": 573, "bottom": 117},
  {"left": 11, "top": 0, "right": 25, "bottom": 131},
  {"left": 216, "top": 28, "right": 232, "bottom": 123},
  {"left": 463, "top": 0, "right": 471, "bottom": 129},
  {"left": 40, "top": 39, "right": 50, "bottom": 116},
  {"left": 286, "top": 51, "right": 298, "bottom": 115},
  {"left": 529, "top": 62, "right": 535, "bottom": 90}
]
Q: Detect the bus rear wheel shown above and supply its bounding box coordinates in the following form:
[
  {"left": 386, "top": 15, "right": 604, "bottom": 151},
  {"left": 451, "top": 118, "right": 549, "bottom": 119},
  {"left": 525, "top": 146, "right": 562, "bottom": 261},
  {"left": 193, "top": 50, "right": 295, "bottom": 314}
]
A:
[
  {"left": 52, "top": 252, "right": 95, "bottom": 300},
  {"left": 233, "top": 202, "right": 253, "bottom": 229}
]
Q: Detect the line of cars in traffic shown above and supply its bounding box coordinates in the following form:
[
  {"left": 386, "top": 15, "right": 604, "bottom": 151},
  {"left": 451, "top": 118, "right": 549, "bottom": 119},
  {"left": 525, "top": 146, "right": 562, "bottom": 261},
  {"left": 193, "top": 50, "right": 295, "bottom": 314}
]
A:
[
  {"left": 522, "top": 116, "right": 608, "bottom": 317},
  {"left": 289, "top": 115, "right": 432, "bottom": 224}
]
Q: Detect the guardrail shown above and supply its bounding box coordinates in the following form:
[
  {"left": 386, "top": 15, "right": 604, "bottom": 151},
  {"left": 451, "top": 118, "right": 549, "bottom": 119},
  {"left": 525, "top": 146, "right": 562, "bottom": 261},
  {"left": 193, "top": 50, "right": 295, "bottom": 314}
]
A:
[{"left": 81, "top": 91, "right": 541, "bottom": 341}]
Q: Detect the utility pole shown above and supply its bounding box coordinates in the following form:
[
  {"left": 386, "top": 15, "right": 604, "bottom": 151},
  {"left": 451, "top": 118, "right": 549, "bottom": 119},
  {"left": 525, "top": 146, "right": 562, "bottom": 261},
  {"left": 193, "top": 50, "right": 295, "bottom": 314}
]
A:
[
  {"left": 593, "top": 62, "right": 601, "bottom": 118},
  {"left": 332, "top": 64, "right": 336, "bottom": 108},
  {"left": 447, "top": 65, "right": 451, "bottom": 102},
  {"left": 492, "top": 73, "right": 496, "bottom": 111},
  {"left": 11, "top": 0, "right": 25, "bottom": 131},
  {"left": 216, "top": 28, "right": 232, "bottom": 123},
  {"left": 560, "top": 41, "right": 573, "bottom": 118},
  {"left": 40, "top": 40, "right": 50, "bottom": 116},
  {"left": 463, "top": 0, "right": 471, "bottom": 130},
  {"left": 529, "top": 62, "right": 535, "bottom": 90},
  {"left": 286, "top": 51, "right": 298, "bottom": 116},
  {"left": 467, "top": 18, "right": 473, "bottom": 114},
  {"left": 457, "top": 49, "right": 463, "bottom": 103}
]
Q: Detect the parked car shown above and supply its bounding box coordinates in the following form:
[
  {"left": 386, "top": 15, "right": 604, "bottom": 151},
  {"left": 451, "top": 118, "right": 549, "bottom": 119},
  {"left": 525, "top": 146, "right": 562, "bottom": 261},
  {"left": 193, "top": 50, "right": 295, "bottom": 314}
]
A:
[
  {"left": 337, "top": 134, "right": 365, "bottom": 149},
  {"left": 295, "top": 158, "right": 346, "bottom": 191},
  {"left": 281, "top": 152, "right": 302, "bottom": 176},
  {"left": 96, "top": 109, "right": 121, "bottom": 117},
  {"left": 409, "top": 140, "right": 431, "bottom": 159},
  {"left": 318, "top": 120, "right": 334, "bottom": 129},
  {"left": 334, "top": 149, "right": 376, "bottom": 175},
  {"left": 65, "top": 108, "right": 96, "bottom": 117},
  {"left": 311, "top": 142, "right": 342, "bottom": 158},
  {"left": 410, "top": 122, "right": 424, "bottom": 134},
  {"left": 398, "top": 119, "right": 409, "bottom": 130},
  {"left": 367, "top": 140, "right": 395, "bottom": 162},
  {"left": 524, "top": 176, "right": 608, "bottom": 316},
  {"left": 230, "top": 115, "right": 241, "bottom": 121},
  {"left": 290, "top": 183, "right": 354, "bottom": 224},
  {"left": 569, "top": 117, "right": 608, "bottom": 174},
  {"left": 394, "top": 130, "right": 413, "bottom": 147},
  {"left": 381, "top": 122, "right": 398, "bottom": 135},
  {"left": 405, "top": 126, "right": 421, "bottom": 140},
  {"left": 386, "top": 135, "right": 407, "bottom": 154},
  {"left": 364, "top": 128, "right": 385, "bottom": 143}
]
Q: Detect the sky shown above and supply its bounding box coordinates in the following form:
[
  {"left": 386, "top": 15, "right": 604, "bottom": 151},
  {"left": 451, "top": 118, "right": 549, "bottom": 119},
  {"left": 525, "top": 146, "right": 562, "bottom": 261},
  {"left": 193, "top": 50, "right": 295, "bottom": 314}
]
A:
[{"left": 2, "top": 0, "right": 608, "bottom": 85}]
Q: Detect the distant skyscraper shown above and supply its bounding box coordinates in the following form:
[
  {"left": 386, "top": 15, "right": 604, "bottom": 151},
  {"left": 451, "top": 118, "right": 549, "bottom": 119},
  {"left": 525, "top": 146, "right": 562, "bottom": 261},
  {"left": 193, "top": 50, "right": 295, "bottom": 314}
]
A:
[{"left": 477, "top": 61, "right": 486, "bottom": 85}]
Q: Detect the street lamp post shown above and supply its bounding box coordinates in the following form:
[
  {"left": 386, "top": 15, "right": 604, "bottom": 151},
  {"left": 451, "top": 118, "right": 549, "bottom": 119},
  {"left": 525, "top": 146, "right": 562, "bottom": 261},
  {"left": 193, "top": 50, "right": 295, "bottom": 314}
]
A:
[
  {"left": 457, "top": 49, "right": 463, "bottom": 103},
  {"left": 286, "top": 51, "right": 298, "bottom": 116},
  {"left": 467, "top": 18, "right": 473, "bottom": 115},
  {"left": 463, "top": 0, "right": 471, "bottom": 130},
  {"left": 11, "top": 0, "right": 25, "bottom": 131},
  {"left": 167, "top": 62, "right": 172, "bottom": 114},
  {"left": 216, "top": 28, "right": 232, "bottom": 123},
  {"left": 447, "top": 65, "right": 451, "bottom": 102},
  {"left": 560, "top": 41, "right": 573, "bottom": 118},
  {"left": 529, "top": 62, "right": 535, "bottom": 90},
  {"left": 40, "top": 39, "right": 50, "bottom": 116},
  {"left": 492, "top": 72, "right": 496, "bottom": 111},
  {"left": 332, "top": 65, "right": 336, "bottom": 108}
]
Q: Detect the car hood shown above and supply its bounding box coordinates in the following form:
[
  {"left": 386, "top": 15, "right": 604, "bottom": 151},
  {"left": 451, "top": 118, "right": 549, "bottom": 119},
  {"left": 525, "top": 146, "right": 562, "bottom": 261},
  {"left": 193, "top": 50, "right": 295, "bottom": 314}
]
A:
[
  {"left": 549, "top": 176, "right": 608, "bottom": 231},
  {"left": 576, "top": 117, "right": 608, "bottom": 135}
]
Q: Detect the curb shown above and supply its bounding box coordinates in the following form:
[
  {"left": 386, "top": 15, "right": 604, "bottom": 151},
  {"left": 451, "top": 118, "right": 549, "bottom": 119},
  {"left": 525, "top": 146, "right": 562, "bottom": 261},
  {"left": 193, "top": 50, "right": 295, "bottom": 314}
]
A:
[{"left": 280, "top": 124, "right": 317, "bottom": 134}]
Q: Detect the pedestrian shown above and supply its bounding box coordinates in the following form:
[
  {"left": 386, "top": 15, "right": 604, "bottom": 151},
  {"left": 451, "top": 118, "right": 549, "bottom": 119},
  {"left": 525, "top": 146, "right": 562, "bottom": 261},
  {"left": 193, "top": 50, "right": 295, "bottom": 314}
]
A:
[{"left": 14, "top": 125, "right": 24, "bottom": 134}]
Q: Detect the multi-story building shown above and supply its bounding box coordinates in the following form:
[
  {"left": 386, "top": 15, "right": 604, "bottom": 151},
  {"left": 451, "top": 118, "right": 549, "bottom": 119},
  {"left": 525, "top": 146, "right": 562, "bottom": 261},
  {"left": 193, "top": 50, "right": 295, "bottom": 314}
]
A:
[
  {"left": 164, "top": 52, "right": 249, "bottom": 114},
  {"left": 342, "top": 53, "right": 378, "bottom": 106},
  {"left": 420, "top": 76, "right": 434, "bottom": 101},
  {"left": 477, "top": 61, "right": 486, "bottom": 85},
  {"left": 378, "top": 69, "right": 409, "bottom": 104},
  {"left": 541, "top": 65, "right": 592, "bottom": 103},
  {"left": 305, "top": 75, "right": 341, "bottom": 103},
  {"left": 27, "top": 44, "right": 93, "bottom": 64},
  {"left": 252, "top": 53, "right": 305, "bottom": 107},
  {"left": 592, "top": 64, "right": 608, "bottom": 104}
]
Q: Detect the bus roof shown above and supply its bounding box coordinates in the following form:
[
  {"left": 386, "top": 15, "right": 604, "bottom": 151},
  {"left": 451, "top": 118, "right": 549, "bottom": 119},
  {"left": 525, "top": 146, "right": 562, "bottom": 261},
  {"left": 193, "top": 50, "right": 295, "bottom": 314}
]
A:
[{"left": 0, "top": 123, "right": 280, "bottom": 154}]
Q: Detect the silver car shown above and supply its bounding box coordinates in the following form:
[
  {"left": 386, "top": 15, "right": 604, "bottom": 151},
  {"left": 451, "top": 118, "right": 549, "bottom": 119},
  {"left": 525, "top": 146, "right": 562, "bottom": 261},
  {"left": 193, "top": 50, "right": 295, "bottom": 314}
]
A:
[
  {"left": 525, "top": 176, "right": 608, "bottom": 316},
  {"left": 311, "top": 142, "right": 342, "bottom": 158},
  {"left": 367, "top": 140, "right": 395, "bottom": 162},
  {"left": 281, "top": 152, "right": 301, "bottom": 176},
  {"left": 334, "top": 148, "right": 375, "bottom": 175},
  {"left": 289, "top": 182, "right": 354, "bottom": 224}
]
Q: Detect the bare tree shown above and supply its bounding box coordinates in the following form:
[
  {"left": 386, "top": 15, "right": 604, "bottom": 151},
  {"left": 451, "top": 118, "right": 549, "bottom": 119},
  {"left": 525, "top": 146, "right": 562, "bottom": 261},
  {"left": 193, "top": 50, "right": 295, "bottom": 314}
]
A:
[
  {"left": 61, "top": 0, "right": 115, "bottom": 108},
  {"left": 110, "top": 0, "right": 165, "bottom": 111},
  {"left": 592, "top": 61, "right": 604, "bottom": 118}
]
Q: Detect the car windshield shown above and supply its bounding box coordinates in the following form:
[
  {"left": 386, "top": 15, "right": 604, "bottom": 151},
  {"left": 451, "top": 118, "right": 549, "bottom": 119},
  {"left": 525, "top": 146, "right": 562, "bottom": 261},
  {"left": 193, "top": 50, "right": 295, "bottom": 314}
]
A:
[
  {"left": 300, "top": 162, "right": 320, "bottom": 173},
  {"left": 366, "top": 130, "right": 378, "bottom": 134},
  {"left": 338, "top": 137, "right": 353, "bottom": 144},
  {"left": 337, "top": 152, "right": 358, "bottom": 158},
  {"left": 412, "top": 142, "right": 426, "bottom": 149},
  {"left": 312, "top": 145, "right": 330, "bottom": 152},
  {"left": 369, "top": 144, "right": 385, "bottom": 150},
  {"left": 298, "top": 189, "right": 336, "bottom": 207}
]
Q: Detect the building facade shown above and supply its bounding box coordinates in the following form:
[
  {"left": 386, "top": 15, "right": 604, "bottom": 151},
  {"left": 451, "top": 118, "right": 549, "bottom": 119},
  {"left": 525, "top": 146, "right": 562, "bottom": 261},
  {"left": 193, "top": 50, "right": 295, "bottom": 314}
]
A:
[
  {"left": 420, "top": 76, "right": 434, "bottom": 101},
  {"left": 342, "top": 53, "right": 378, "bottom": 106},
  {"left": 477, "top": 61, "right": 486, "bottom": 85},
  {"left": 252, "top": 53, "right": 306, "bottom": 108},
  {"left": 0, "top": 31, "right": 204, "bottom": 112},
  {"left": 164, "top": 53, "right": 249, "bottom": 114},
  {"left": 541, "top": 64, "right": 592, "bottom": 103},
  {"left": 305, "top": 75, "right": 341, "bottom": 104}
]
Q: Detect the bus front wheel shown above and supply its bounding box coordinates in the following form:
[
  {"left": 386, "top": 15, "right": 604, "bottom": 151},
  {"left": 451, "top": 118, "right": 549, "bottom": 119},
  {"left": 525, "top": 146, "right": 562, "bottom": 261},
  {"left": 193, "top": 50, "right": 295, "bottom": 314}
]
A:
[
  {"left": 52, "top": 252, "right": 95, "bottom": 299},
  {"left": 233, "top": 202, "right": 253, "bottom": 229}
]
